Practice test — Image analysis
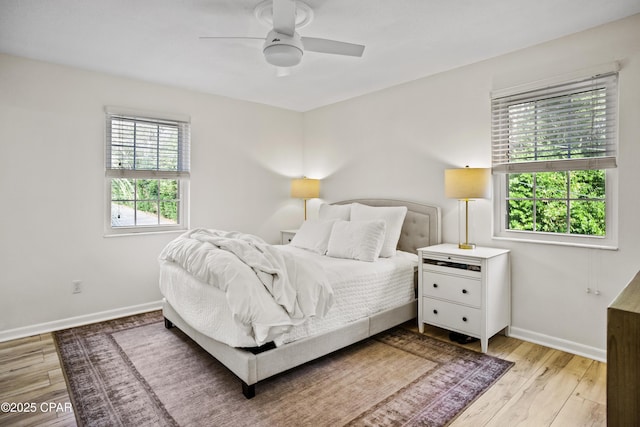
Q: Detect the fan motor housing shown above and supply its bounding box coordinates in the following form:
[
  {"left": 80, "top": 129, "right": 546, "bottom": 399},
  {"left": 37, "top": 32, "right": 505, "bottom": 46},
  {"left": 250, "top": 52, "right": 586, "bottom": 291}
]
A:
[{"left": 263, "top": 30, "right": 303, "bottom": 67}]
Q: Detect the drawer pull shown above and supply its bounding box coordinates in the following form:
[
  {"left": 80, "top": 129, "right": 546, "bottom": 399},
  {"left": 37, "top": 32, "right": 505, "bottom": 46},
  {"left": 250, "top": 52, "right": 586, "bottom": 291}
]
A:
[
  {"left": 433, "top": 309, "right": 438, "bottom": 315},
  {"left": 433, "top": 283, "right": 438, "bottom": 288},
  {"left": 462, "top": 316, "right": 468, "bottom": 322},
  {"left": 462, "top": 289, "right": 468, "bottom": 294}
]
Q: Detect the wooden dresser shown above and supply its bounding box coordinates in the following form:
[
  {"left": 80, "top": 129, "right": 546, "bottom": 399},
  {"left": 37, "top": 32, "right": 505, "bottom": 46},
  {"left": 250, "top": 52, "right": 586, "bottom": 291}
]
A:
[{"left": 607, "top": 271, "right": 640, "bottom": 426}]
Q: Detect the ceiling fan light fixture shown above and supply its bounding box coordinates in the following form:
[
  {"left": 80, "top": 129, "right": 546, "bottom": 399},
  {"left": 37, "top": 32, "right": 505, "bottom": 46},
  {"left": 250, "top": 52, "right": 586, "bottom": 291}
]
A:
[
  {"left": 201, "top": 2, "right": 365, "bottom": 71},
  {"left": 264, "top": 43, "right": 303, "bottom": 67}
]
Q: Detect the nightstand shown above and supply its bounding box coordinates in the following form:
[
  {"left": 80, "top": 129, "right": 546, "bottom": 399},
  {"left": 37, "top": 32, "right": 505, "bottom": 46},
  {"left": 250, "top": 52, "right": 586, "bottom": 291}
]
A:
[
  {"left": 417, "top": 243, "right": 510, "bottom": 353},
  {"left": 280, "top": 229, "right": 298, "bottom": 245}
]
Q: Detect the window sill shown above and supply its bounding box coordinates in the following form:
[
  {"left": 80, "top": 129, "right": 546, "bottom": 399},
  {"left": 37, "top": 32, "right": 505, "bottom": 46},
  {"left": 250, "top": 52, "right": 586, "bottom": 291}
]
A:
[
  {"left": 492, "top": 234, "right": 618, "bottom": 251},
  {"left": 104, "top": 227, "right": 187, "bottom": 238}
]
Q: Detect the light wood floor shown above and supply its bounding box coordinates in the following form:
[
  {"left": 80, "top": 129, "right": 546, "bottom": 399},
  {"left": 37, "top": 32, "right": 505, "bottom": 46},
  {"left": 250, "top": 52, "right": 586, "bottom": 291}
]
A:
[
  {"left": 421, "top": 325, "right": 607, "bottom": 427},
  {"left": 0, "top": 334, "right": 76, "bottom": 427},
  {"left": 0, "top": 325, "right": 606, "bottom": 427}
]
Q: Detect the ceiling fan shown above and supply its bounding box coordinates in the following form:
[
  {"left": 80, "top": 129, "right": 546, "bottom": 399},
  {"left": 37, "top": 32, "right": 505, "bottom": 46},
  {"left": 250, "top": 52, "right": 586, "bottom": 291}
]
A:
[{"left": 201, "top": 0, "right": 365, "bottom": 70}]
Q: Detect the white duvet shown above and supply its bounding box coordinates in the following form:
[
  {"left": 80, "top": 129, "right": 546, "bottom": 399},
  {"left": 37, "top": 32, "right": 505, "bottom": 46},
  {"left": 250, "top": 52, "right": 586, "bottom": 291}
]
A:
[{"left": 159, "top": 229, "right": 334, "bottom": 346}]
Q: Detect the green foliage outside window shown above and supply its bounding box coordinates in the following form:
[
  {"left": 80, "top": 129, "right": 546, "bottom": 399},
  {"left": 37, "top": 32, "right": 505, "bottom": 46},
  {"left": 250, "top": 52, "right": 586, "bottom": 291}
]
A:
[
  {"left": 111, "top": 178, "right": 179, "bottom": 225},
  {"left": 507, "top": 170, "right": 605, "bottom": 236}
]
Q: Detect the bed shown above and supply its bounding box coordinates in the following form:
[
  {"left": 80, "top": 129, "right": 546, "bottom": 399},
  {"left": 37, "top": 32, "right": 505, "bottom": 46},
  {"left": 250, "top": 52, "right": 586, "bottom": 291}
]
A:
[{"left": 160, "top": 199, "right": 441, "bottom": 398}]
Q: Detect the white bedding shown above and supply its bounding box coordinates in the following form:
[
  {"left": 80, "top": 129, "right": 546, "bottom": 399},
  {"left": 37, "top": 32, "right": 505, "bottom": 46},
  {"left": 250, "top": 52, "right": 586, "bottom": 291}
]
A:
[
  {"left": 159, "top": 237, "right": 418, "bottom": 348},
  {"left": 275, "top": 245, "right": 417, "bottom": 345},
  {"left": 159, "top": 229, "right": 334, "bottom": 346}
]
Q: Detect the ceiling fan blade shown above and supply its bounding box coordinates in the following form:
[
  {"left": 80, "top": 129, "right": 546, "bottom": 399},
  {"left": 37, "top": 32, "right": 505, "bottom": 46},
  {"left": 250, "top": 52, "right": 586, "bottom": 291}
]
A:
[
  {"left": 272, "top": 0, "right": 296, "bottom": 37},
  {"left": 199, "top": 36, "right": 264, "bottom": 41},
  {"left": 301, "top": 37, "right": 365, "bottom": 57}
]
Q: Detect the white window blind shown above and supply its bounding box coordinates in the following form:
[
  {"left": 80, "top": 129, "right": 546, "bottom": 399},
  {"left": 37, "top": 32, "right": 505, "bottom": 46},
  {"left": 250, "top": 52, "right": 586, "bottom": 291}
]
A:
[
  {"left": 106, "top": 112, "right": 190, "bottom": 179},
  {"left": 491, "top": 72, "right": 618, "bottom": 173}
]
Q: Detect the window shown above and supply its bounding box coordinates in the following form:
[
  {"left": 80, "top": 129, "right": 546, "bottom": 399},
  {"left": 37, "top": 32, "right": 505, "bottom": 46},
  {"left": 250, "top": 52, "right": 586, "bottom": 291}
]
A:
[
  {"left": 491, "top": 70, "right": 618, "bottom": 248},
  {"left": 105, "top": 107, "right": 190, "bottom": 234}
]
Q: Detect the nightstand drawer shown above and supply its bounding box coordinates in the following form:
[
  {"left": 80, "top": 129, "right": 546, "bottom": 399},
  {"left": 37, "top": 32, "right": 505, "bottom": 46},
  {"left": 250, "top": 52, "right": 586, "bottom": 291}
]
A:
[
  {"left": 422, "top": 256, "right": 481, "bottom": 279},
  {"left": 422, "top": 298, "right": 481, "bottom": 337},
  {"left": 422, "top": 272, "right": 481, "bottom": 307}
]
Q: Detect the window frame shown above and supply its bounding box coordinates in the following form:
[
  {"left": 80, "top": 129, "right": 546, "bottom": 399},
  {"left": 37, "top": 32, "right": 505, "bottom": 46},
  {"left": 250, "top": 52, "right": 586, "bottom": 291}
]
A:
[
  {"left": 104, "top": 107, "right": 190, "bottom": 236},
  {"left": 491, "top": 67, "right": 619, "bottom": 250}
]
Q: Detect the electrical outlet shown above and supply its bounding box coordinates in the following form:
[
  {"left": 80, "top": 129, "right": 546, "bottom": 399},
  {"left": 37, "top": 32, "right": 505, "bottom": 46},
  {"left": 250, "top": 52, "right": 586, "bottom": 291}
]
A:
[{"left": 72, "top": 280, "right": 82, "bottom": 294}]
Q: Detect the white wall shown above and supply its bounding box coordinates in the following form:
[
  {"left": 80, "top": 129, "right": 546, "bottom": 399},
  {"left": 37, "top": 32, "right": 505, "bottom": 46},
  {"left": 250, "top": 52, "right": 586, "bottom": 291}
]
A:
[
  {"left": 303, "top": 14, "right": 640, "bottom": 359},
  {"left": 0, "top": 54, "right": 304, "bottom": 334}
]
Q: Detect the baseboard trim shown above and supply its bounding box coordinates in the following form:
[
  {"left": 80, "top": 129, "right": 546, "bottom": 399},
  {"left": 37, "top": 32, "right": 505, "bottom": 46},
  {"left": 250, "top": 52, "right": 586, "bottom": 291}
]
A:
[
  {"left": 509, "top": 326, "right": 606, "bottom": 362},
  {"left": 0, "top": 301, "right": 162, "bottom": 343}
]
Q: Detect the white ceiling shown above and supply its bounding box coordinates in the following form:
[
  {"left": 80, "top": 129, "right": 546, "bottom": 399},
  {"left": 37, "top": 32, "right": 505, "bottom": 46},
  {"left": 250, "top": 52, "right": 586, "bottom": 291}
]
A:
[{"left": 1, "top": 0, "right": 639, "bottom": 112}]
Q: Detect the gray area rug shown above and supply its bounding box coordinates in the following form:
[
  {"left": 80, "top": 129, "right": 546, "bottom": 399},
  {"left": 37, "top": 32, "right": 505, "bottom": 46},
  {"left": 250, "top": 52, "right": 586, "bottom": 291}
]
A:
[{"left": 54, "top": 311, "right": 513, "bottom": 426}]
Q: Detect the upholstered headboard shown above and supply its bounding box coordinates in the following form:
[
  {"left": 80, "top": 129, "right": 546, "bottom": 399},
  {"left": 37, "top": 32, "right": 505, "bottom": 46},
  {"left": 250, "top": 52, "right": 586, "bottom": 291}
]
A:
[{"left": 333, "top": 199, "right": 441, "bottom": 253}]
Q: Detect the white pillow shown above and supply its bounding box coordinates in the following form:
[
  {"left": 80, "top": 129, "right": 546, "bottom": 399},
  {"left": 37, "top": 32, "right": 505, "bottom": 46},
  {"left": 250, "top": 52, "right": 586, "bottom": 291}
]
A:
[
  {"left": 318, "top": 203, "right": 351, "bottom": 221},
  {"left": 350, "top": 203, "right": 408, "bottom": 257},
  {"left": 289, "top": 219, "right": 337, "bottom": 254},
  {"left": 326, "top": 220, "right": 386, "bottom": 262}
]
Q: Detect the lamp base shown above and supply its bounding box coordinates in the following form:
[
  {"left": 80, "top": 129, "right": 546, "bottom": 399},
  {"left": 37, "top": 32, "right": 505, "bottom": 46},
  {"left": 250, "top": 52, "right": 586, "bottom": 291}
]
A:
[{"left": 458, "top": 242, "right": 476, "bottom": 250}]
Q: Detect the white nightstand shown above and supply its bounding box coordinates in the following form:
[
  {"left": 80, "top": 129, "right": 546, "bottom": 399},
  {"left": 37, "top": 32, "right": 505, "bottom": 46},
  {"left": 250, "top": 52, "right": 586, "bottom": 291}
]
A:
[
  {"left": 280, "top": 229, "right": 298, "bottom": 245},
  {"left": 417, "top": 243, "right": 510, "bottom": 353}
]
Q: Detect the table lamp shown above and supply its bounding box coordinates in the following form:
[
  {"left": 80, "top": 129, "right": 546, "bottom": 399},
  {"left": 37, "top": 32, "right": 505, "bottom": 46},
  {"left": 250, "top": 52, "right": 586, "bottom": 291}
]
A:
[
  {"left": 444, "top": 166, "right": 491, "bottom": 249},
  {"left": 291, "top": 177, "right": 320, "bottom": 220}
]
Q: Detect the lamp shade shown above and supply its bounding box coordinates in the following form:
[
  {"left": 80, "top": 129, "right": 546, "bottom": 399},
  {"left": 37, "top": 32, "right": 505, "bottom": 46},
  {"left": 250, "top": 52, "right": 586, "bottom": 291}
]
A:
[
  {"left": 291, "top": 178, "right": 320, "bottom": 199},
  {"left": 444, "top": 167, "right": 491, "bottom": 199}
]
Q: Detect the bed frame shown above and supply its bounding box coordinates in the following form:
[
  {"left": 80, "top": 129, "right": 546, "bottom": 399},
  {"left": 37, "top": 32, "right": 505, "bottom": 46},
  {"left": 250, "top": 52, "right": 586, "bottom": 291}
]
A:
[{"left": 162, "top": 199, "right": 441, "bottom": 398}]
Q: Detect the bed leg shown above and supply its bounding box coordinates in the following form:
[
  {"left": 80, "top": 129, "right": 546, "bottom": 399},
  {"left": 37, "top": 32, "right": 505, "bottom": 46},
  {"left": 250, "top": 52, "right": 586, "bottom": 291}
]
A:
[
  {"left": 164, "top": 318, "right": 174, "bottom": 329},
  {"left": 242, "top": 382, "right": 256, "bottom": 399}
]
